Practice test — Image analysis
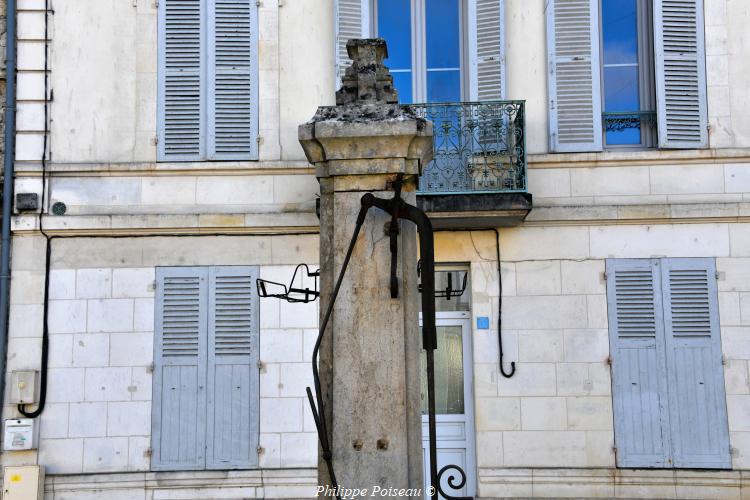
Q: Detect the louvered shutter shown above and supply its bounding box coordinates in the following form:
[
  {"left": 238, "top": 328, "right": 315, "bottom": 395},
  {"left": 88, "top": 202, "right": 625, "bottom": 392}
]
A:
[
  {"left": 653, "top": 0, "right": 708, "bottom": 148},
  {"left": 606, "top": 259, "right": 672, "bottom": 468},
  {"left": 660, "top": 258, "right": 730, "bottom": 468},
  {"left": 207, "top": 0, "right": 259, "bottom": 159},
  {"left": 206, "top": 266, "right": 260, "bottom": 469},
  {"left": 335, "top": 0, "right": 369, "bottom": 84},
  {"left": 158, "top": 0, "right": 206, "bottom": 161},
  {"left": 152, "top": 267, "right": 209, "bottom": 470},
  {"left": 546, "top": 0, "right": 603, "bottom": 152},
  {"left": 469, "top": 0, "right": 505, "bottom": 100}
]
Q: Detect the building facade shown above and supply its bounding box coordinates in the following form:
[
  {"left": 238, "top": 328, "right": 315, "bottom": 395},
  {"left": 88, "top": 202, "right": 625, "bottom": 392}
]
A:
[{"left": 3, "top": 0, "right": 750, "bottom": 498}]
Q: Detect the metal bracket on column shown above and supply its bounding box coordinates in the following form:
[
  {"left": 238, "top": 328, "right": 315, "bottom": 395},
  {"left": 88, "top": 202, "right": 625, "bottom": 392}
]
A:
[
  {"left": 417, "top": 262, "right": 468, "bottom": 300},
  {"left": 256, "top": 263, "right": 320, "bottom": 303},
  {"left": 387, "top": 174, "right": 404, "bottom": 299}
]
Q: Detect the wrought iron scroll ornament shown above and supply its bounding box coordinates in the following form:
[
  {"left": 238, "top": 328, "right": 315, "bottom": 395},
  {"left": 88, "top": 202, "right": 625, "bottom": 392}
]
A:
[
  {"left": 256, "top": 263, "right": 319, "bottom": 303},
  {"left": 412, "top": 101, "right": 526, "bottom": 195}
]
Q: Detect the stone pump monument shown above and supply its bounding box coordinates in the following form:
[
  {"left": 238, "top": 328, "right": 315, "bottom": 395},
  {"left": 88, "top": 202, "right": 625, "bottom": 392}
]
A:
[{"left": 298, "top": 39, "right": 471, "bottom": 500}]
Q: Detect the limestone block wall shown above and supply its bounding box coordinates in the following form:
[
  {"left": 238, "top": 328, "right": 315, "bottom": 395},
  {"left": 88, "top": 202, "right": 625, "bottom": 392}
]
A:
[
  {"left": 528, "top": 154, "right": 750, "bottom": 211},
  {"left": 4, "top": 224, "right": 749, "bottom": 497},
  {"left": 3, "top": 235, "right": 320, "bottom": 481},
  {"left": 45, "top": 172, "right": 318, "bottom": 217},
  {"left": 476, "top": 256, "right": 613, "bottom": 470},
  {"left": 434, "top": 224, "right": 750, "bottom": 496},
  {"left": 8, "top": 170, "right": 320, "bottom": 235}
]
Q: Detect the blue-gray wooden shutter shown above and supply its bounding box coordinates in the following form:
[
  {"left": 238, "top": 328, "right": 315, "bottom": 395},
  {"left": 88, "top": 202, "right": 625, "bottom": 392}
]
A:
[
  {"left": 546, "top": 0, "right": 603, "bottom": 152},
  {"left": 152, "top": 267, "right": 209, "bottom": 470},
  {"left": 653, "top": 0, "right": 708, "bottom": 148},
  {"left": 158, "top": 0, "right": 207, "bottom": 161},
  {"left": 335, "top": 0, "right": 368, "bottom": 84},
  {"left": 660, "top": 258, "right": 730, "bottom": 468},
  {"left": 470, "top": 0, "right": 506, "bottom": 100},
  {"left": 207, "top": 0, "right": 259, "bottom": 160},
  {"left": 606, "top": 258, "right": 672, "bottom": 468},
  {"left": 206, "top": 266, "right": 260, "bottom": 469}
]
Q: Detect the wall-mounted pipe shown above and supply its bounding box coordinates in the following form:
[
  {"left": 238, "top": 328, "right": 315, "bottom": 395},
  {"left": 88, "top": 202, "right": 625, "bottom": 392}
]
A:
[
  {"left": 492, "top": 228, "right": 515, "bottom": 378},
  {"left": 0, "top": 0, "right": 18, "bottom": 405},
  {"left": 17, "top": 0, "right": 50, "bottom": 418}
]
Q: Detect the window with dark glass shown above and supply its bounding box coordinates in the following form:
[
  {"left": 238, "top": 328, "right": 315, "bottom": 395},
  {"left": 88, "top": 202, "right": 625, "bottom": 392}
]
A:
[{"left": 600, "top": 0, "right": 656, "bottom": 148}]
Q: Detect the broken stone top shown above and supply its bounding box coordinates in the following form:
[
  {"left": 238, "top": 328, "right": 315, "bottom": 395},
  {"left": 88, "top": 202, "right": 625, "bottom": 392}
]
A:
[
  {"left": 298, "top": 38, "right": 433, "bottom": 168},
  {"left": 336, "top": 38, "right": 399, "bottom": 105},
  {"left": 305, "top": 38, "right": 425, "bottom": 124}
]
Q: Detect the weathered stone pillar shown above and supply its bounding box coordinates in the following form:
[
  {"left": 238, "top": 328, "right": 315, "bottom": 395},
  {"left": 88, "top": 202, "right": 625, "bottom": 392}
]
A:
[{"left": 299, "top": 39, "right": 433, "bottom": 497}]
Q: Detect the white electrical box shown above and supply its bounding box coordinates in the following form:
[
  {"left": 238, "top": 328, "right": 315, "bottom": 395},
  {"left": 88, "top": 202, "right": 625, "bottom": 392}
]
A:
[
  {"left": 10, "top": 371, "right": 38, "bottom": 405},
  {"left": 4, "top": 419, "right": 37, "bottom": 451},
  {"left": 3, "top": 465, "right": 45, "bottom": 500}
]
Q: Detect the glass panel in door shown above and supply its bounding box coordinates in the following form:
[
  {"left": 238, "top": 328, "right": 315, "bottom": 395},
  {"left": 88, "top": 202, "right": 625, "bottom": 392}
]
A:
[{"left": 420, "top": 326, "right": 464, "bottom": 414}]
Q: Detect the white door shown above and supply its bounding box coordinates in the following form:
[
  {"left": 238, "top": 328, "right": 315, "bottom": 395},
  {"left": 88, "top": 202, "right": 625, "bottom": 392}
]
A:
[{"left": 420, "top": 312, "right": 476, "bottom": 498}]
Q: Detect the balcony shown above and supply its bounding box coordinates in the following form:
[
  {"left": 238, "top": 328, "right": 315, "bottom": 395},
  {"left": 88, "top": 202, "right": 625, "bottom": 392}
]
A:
[{"left": 412, "top": 100, "right": 532, "bottom": 229}]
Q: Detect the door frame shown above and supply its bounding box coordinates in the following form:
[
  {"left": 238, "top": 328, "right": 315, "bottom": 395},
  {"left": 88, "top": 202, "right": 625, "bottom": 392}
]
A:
[{"left": 420, "top": 310, "right": 477, "bottom": 497}]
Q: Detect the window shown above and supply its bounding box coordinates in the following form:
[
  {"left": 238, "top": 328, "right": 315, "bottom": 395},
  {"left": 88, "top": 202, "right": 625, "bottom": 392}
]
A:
[
  {"left": 547, "top": 0, "right": 708, "bottom": 152},
  {"left": 335, "top": 0, "right": 506, "bottom": 102},
  {"left": 151, "top": 266, "right": 260, "bottom": 471},
  {"left": 157, "top": 0, "right": 259, "bottom": 161},
  {"left": 375, "top": 0, "right": 464, "bottom": 103},
  {"left": 606, "top": 258, "right": 730, "bottom": 469},
  {"left": 600, "top": 0, "right": 656, "bottom": 148}
]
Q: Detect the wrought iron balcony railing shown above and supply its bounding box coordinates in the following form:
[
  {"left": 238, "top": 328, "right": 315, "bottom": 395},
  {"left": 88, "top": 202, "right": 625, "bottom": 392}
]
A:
[{"left": 411, "top": 100, "right": 526, "bottom": 195}]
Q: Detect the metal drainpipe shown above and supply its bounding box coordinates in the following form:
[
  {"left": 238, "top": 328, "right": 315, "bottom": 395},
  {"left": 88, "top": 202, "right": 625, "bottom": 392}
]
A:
[{"left": 0, "top": 0, "right": 17, "bottom": 404}]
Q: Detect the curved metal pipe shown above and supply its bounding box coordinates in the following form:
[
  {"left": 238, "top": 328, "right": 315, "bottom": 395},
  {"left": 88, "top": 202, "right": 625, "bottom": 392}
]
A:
[
  {"left": 0, "top": 0, "right": 17, "bottom": 405},
  {"left": 363, "top": 193, "right": 440, "bottom": 499},
  {"left": 492, "top": 228, "right": 515, "bottom": 378}
]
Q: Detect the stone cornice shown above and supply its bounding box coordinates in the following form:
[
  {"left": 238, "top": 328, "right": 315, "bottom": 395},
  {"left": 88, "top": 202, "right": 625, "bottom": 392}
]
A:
[
  {"left": 11, "top": 201, "right": 750, "bottom": 235},
  {"left": 12, "top": 225, "right": 320, "bottom": 237},
  {"left": 529, "top": 147, "right": 750, "bottom": 168},
  {"left": 13, "top": 160, "right": 315, "bottom": 177}
]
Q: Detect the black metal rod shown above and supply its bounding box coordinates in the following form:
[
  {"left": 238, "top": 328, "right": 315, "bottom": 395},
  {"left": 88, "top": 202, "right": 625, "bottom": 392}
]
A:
[
  {"left": 396, "top": 201, "right": 439, "bottom": 499},
  {"left": 426, "top": 348, "right": 438, "bottom": 500},
  {"left": 308, "top": 200, "right": 371, "bottom": 500},
  {"left": 388, "top": 175, "right": 403, "bottom": 299},
  {"left": 492, "top": 228, "right": 515, "bottom": 378},
  {"left": 0, "top": 0, "right": 18, "bottom": 415}
]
